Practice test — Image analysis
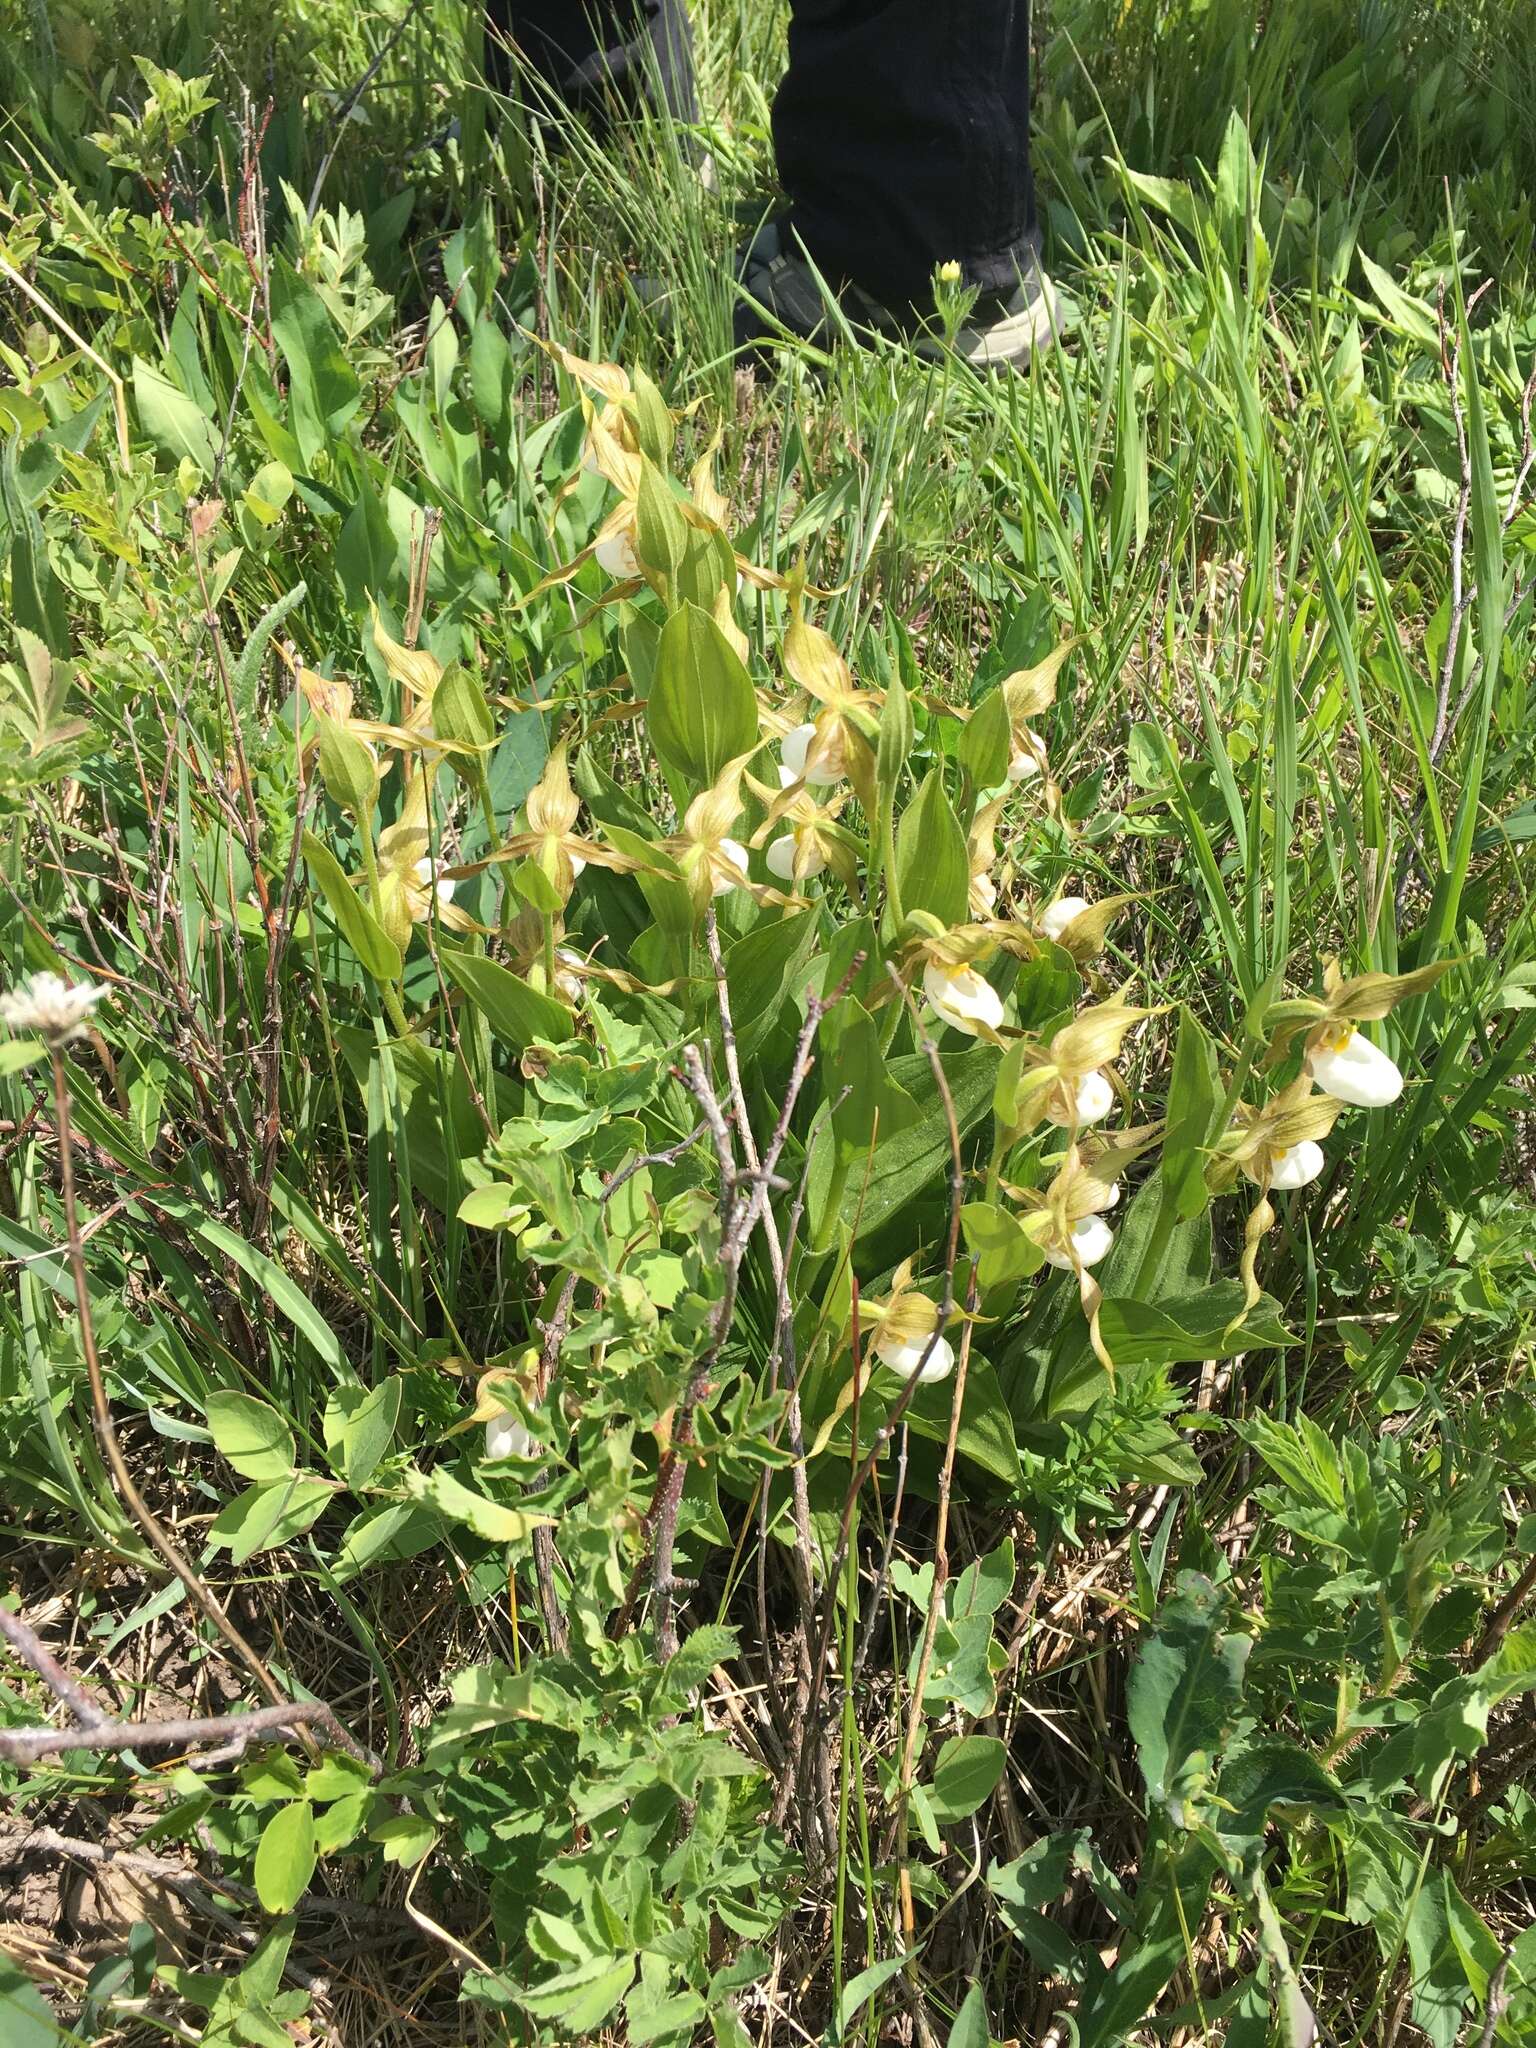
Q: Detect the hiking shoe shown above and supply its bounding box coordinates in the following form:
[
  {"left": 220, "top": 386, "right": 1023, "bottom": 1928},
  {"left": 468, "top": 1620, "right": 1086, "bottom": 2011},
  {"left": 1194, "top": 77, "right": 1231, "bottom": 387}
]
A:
[{"left": 735, "top": 220, "right": 1062, "bottom": 368}]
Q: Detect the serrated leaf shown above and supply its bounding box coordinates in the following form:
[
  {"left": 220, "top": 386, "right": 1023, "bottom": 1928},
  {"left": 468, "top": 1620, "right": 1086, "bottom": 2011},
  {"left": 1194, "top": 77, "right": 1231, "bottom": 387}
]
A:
[
  {"left": 519, "top": 1957, "right": 635, "bottom": 2031},
  {"left": 1129, "top": 1573, "right": 1250, "bottom": 1820},
  {"left": 664, "top": 1622, "right": 738, "bottom": 1696}
]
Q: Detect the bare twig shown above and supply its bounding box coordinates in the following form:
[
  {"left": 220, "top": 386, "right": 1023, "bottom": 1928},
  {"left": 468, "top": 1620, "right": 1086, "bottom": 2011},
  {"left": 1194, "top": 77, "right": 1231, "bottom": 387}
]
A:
[
  {"left": 1474, "top": 1947, "right": 1513, "bottom": 2048},
  {"left": 1474, "top": 1549, "right": 1536, "bottom": 1665},
  {"left": 635, "top": 947, "right": 854, "bottom": 1658},
  {"left": 306, "top": 0, "right": 432, "bottom": 217},
  {"left": 0, "top": 1698, "right": 378, "bottom": 1769},
  {"left": 703, "top": 911, "right": 819, "bottom": 1631},
  {"left": 0, "top": 1601, "right": 108, "bottom": 1731}
]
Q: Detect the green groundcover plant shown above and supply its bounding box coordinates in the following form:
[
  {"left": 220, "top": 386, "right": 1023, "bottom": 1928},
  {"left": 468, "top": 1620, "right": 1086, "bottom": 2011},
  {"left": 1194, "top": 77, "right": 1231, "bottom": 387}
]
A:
[{"left": 2, "top": 5, "right": 1536, "bottom": 2046}]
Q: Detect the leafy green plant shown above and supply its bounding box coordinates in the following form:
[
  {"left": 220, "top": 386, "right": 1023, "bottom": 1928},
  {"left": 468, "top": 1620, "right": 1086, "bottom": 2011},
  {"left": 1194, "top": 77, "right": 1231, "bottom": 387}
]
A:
[{"left": 2, "top": 7, "right": 1536, "bottom": 2045}]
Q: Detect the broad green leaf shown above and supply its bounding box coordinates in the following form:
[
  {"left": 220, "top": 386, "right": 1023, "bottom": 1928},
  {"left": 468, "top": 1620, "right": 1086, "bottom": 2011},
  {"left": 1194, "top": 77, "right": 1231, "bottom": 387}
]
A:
[
  {"left": 154, "top": 1192, "right": 345, "bottom": 1373},
  {"left": 635, "top": 460, "right": 688, "bottom": 588},
  {"left": 370, "top": 1812, "right": 435, "bottom": 1868},
  {"left": 519, "top": 1957, "right": 635, "bottom": 2031},
  {"left": 1095, "top": 1285, "right": 1289, "bottom": 1369},
  {"left": 132, "top": 357, "right": 215, "bottom": 472},
  {"left": 1128, "top": 1573, "right": 1250, "bottom": 1817},
  {"left": 947, "top": 1982, "right": 990, "bottom": 2048},
  {"left": 821, "top": 995, "right": 919, "bottom": 1155},
  {"left": 907, "top": 1355, "right": 1021, "bottom": 1487},
  {"left": 1123, "top": 167, "right": 1198, "bottom": 232},
  {"left": 302, "top": 830, "right": 401, "bottom": 984},
  {"left": 1161, "top": 1008, "right": 1223, "bottom": 1220},
  {"left": 254, "top": 1802, "right": 316, "bottom": 1914},
  {"left": 0, "top": 1957, "right": 56, "bottom": 2048},
  {"left": 270, "top": 256, "right": 362, "bottom": 467},
  {"left": 322, "top": 1379, "right": 400, "bottom": 1488},
  {"left": 336, "top": 469, "right": 396, "bottom": 607},
  {"left": 332, "top": 1501, "right": 443, "bottom": 1581},
  {"left": 433, "top": 665, "right": 496, "bottom": 753},
  {"left": 627, "top": 1985, "right": 708, "bottom": 2046},
  {"left": 835, "top": 1955, "right": 908, "bottom": 2037},
  {"left": 457, "top": 1184, "right": 529, "bottom": 1230},
  {"left": 1357, "top": 251, "right": 1440, "bottom": 346},
  {"left": 206, "top": 1390, "right": 296, "bottom": 1481},
  {"left": 958, "top": 686, "right": 1012, "bottom": 790},
  {"left": 0, "top": 1041, "right": 44, "bottom": 1077},
  {"left": 894, "top": 769, "right": 968, "bottom": 928},
  {"left": 725, "top": 911, "right": 818, "bottom": 1065},
  {"left": 441, "top": 947, "right": 571, "bottom": 1050},
  {"left": 243, "top": 459, "right": 295, "bottom": 525},
  {"left": 952, "top": 1537, "right": 1016, "bottom": 1621},
  {"left": 962, "top": 1200, "right": 1045, "bottom": 1290},
  {"left": 877, "top": 667, "right": 915, "bottom": 796},
  {"left": 986, "top": 1833, "right": 1100, "bottom": 1982},
  {"left": 840, "top": 1048, "right": 996, "bottom": 1239},
  {"left": 207, "top": 1476, "right": 333, "bottom": 1564},
  {"left": 647, "top": 602, "right": 758, "bottom": 789},
  {"left": 402, "top": 1463, "right": 547, "bottom": 1542},
  {"left": 927, "top": 1733, "right": 1007, "bottom": 1821},
  {"left": 314, "top": 1790, "right": 371, "bottom": 1854}
]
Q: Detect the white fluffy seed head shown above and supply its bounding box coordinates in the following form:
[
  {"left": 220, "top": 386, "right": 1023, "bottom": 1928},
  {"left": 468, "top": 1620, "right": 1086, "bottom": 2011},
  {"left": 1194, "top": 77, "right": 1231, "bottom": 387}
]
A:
[{"left": 0, "top": 972, "right": 111, "bottom": 1047}]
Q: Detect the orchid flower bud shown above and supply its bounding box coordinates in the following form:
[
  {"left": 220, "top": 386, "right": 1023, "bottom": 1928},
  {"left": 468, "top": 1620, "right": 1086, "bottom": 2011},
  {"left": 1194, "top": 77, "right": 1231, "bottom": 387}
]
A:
[{"left": 1039, "top": 895, "right": 1091, "bottom": 943}]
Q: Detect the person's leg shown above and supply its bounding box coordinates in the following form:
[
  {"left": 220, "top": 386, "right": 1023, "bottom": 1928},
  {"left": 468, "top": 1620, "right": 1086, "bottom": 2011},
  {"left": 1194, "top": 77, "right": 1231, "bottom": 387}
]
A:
[
  {"left": 750, "top": 0, "right": 1051, "bottom": 362},
  {"left": 484, "top": 0, "right": 697, "bottom": 124}
]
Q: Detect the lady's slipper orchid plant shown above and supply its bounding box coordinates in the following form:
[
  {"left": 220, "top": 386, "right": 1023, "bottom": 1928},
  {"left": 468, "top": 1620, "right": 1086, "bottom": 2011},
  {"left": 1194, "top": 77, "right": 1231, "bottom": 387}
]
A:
[
  {"left": 1001, "top": 994, "right": 1153, "bottom": 1136},
  {"left": 865, "top": 1261, "right": 955, "bottom": 1383}
]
